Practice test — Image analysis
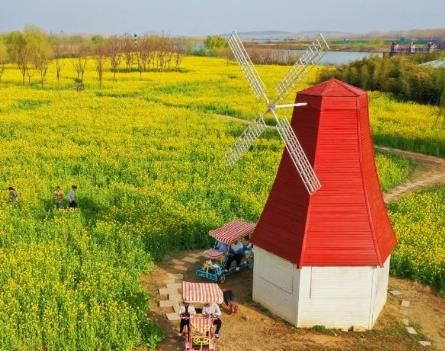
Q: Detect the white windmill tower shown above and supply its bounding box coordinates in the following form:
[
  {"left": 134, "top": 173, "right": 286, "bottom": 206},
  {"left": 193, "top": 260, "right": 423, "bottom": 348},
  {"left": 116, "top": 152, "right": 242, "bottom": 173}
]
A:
[{"left": 226, "top": 32, "right": 329, "bottom": 194}]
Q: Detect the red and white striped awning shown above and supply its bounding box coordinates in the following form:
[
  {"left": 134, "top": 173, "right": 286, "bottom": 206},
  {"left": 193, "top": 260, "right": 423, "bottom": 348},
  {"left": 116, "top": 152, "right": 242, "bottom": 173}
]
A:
[
  {"left": 209, "top": 220, "right": 256, "bottom": 244},
  {"left": 182, "top": 281, "right": 223, "bottom": 304}
]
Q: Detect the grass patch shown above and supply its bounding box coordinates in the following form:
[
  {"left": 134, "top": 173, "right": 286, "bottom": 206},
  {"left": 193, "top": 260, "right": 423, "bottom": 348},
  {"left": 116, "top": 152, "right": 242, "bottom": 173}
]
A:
[{"left": 13, "top": 99, "right": 51, "bottom": 110}]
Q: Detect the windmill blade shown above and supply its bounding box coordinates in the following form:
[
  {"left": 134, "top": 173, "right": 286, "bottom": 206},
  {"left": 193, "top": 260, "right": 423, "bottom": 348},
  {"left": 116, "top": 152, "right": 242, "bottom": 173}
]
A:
[
  {"left": 227, "top": 116, "right": 267, "bottom": 166},
  {"left": 228, "top": 32, "right": 269, "bottom": 103},
  {"left": 276, "top": 118, "right": 321, "bottom": 194},
  {"left": 275, "top": 34, "right": 330, "bottom": 101}
]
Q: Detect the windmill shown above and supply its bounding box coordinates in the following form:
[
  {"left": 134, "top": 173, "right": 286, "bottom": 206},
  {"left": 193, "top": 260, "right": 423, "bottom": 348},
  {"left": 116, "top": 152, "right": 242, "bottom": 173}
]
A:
[{"left": 226, "top": 32, "right": 330, "bottom": 194}]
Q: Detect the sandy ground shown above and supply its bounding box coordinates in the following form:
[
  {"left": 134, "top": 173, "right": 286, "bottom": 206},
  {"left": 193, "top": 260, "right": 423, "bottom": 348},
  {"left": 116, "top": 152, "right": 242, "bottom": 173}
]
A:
[{"left": 141, "top": 250, "right": 445, "bottom": 351}]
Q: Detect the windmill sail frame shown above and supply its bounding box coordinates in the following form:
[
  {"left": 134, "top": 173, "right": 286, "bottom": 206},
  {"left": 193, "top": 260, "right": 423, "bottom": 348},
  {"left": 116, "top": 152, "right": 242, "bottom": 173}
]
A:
[{"left": 226, "top": 32, "right": 329, "bottom": 195}]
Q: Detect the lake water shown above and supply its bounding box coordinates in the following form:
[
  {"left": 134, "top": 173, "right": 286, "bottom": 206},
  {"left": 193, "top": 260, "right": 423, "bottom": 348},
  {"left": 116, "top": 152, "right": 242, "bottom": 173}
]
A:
[{"left": 283, "top": 50, "right": 383, "bottom": 66}]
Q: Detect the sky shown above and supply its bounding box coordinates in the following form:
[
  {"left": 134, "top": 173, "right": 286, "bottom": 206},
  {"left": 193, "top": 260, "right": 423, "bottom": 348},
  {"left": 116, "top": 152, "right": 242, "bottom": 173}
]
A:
[{"left": 1, "top": 0, "right": 444, "bottom": 36}]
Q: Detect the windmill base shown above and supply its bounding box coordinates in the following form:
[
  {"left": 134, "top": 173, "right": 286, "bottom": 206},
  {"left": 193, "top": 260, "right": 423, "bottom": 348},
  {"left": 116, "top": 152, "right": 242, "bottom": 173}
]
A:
[{"left": 252, "top": 247, "right": 390, "bottom": 329}]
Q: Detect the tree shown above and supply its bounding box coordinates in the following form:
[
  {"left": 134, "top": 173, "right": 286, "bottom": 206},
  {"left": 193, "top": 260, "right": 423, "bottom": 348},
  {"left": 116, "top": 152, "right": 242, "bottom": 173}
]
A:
[
  {"left": 0, "top": 40, "right": 7, "bottom": 82},
  {"left": 73, "top": 46, "right": 88, "bottom": 83},
  {"left": 91, "top": 34, "right": 105, "bottom": 46},
  {"left": 136, "top": 35, "right": 154, "bottom": 76},
  {"left": 95, "top": 45, "right": 106, "bottom": 88},
  {"left": 358, "top": 65, "right": 370, "bottom": 89},
  {"left": 204, "top": 35, "right": 227, "bottom": 51},
  {"left": 6, "top": 31, "right": 29, "bottom": 84},
  {"left": 25, "top": 27, "right": 52, "bottom": 88},
  {"left": 105, "top": 36, "right": 122, "bottom": 80},
  {"left": 172, "top": 38, "right": 186, "bottom": 69},
  {"left": 122, "top": 35, "right": 134, "bottom": 72},
  {"left": 435, "top": 88, "right": 445, "bottom": 128},
  {"left": 53, "top": 44, "right": 64, "bottom": 86}
]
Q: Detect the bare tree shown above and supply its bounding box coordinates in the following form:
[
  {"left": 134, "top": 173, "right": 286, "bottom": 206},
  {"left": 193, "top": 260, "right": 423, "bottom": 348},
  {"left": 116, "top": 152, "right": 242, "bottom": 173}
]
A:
[
  {"left": 26, "top": 69, "right": 34, "bottom": 85},
  {"left": 95, "top": 45, "right": 106, "bottom": 88},
  {"left": 34, "top": 50, "right": 51, "bottom": 88},
  {"left": 0, "top": 41, "right": 7, "bottom": 82},
  {"left": 135, "top": 35, "right": 151, "bottom": 77},
  {"left": 53, "top": 45, "right": 64, "bottom": 86},
  {"left": 5, "top": 31, "right": 29, "bottom": 84},
  {"left": 15, "top": 40, "right": 30, "bottom": 84},
  {"left": 122, "top": 35, "right": 134, "bottom": 72},
  {"left": 172, "top": 38, "right": 186, "bottom": 69},
  {"left": 73, "top": 46, "right": 88, "bottom": 83},
  {"left": 105, "top": 36, "right": 123, "bottom": 80},
  {"left": 25, "top": 26, "right": 52, "bottom": 87},
  {"left": 22, "top": 27, "right": 52, "bottom": 87}
]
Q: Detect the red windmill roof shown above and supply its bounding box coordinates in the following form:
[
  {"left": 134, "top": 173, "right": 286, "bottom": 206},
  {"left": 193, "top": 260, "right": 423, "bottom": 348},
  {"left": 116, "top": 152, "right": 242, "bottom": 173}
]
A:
[
  {"left": 301, "top": 78, "right": 366, "bottom": 97},
  {"left": 251, "top": 79, "right": 397, "bottom": 267}
]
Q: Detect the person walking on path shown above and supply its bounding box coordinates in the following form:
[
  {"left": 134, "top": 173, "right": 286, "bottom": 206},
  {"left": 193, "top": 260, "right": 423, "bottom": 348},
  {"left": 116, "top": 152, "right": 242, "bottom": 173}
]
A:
[
  {"left": 8, "top": 186, "right": 18, "bottom": 203},
  {"left": 54, "top": 186, "right": 64, "bottom": 209},
  {"left": 67, "top": 185, "right": 78, "bottom": 208},
  {"left": 222, "top": 289, "right": 238, "bottom": 314}
]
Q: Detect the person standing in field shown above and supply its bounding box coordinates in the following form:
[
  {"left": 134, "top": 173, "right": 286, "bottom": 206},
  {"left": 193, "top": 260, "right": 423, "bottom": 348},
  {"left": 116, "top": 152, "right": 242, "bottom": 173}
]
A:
[
  {"left": 54, "top": 186, "right": 64, "bottom": 209},
  {"left": 8, "top": 186, "right": 18, "bottom": 203},
  {"left": 67, "top": 185, "right": 78, "bottom": 208}
]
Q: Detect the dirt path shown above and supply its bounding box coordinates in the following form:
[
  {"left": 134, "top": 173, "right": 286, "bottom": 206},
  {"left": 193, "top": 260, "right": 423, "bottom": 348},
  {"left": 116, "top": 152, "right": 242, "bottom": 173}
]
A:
[
  {"left": 375, "top": 145, "right": 445, "bottom": 203},
  {"left": 142, "top": 251, "right": 445, "bottom": 351},
  {"left": 142, "top": 116, "right": 445, "bottom": 350},
  {"left": 218, "top": 114, "right": 445, "bottom": 203}
]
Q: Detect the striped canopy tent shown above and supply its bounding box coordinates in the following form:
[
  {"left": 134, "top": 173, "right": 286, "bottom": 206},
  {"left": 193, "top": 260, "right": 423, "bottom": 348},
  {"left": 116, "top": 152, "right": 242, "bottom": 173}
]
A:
[
  {"left": 182, "top": 281, "right": 223, "bottom": 304},
  {"left": 209, "top": 220, "right": 256, "bottom": 244}
]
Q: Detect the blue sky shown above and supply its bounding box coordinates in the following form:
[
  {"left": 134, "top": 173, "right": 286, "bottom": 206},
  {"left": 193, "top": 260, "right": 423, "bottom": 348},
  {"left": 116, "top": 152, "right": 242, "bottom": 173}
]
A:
[{"left": 1, "top": 0, "right": 444, "bottom": 36}]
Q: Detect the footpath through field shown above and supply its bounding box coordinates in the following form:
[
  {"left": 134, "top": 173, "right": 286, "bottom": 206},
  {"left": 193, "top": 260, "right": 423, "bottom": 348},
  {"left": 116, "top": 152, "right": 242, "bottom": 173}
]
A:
[{"left": 217, "top": 113, "right": 445, "bottom": 203}]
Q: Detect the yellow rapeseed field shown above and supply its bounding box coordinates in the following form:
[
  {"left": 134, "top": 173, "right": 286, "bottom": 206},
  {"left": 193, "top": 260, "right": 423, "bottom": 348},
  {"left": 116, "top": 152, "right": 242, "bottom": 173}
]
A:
[{"left": 0, "top": 55, "right": 438, "bottom": 349}]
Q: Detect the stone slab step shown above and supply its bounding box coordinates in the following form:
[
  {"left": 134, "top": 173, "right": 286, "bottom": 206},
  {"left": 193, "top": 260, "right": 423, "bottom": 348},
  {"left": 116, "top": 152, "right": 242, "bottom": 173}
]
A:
[
  {"left": 171, "top": 259, "right": 184, "bottom": 265},
  {"left": 166, "top": 283, "right": 182, "bottom": 290},
  {"left": 172, "top": 265, "right": 188, "bottom": 272},
  {"left": 160, "top": 300, "right": 176, "bottom": 308},
  {"left": 168, "top": 273, "right": 184, "bottom": 280},
  {"left": 401, "top": 300, "right": 410, "bottom": 307},
  {"left": 166, "top": 312, "right": 180, "bottom": 321},
  {"left": 406, "top": 326, "right": 417, "bottom": 335}
]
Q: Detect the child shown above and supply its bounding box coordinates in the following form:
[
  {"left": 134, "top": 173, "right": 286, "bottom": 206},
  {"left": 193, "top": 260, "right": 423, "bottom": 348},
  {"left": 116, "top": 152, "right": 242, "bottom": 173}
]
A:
[
  {"left": 54, "top": 186, "right": 64, "bottom": 209},
  {"left": 67, "top": 185, "right": 78, "bottom": 208},
  {"left": 8, "top": 186, "right": 18, "bottom": 203},
  {"left": 222, "top": 289, "right": 238, "bottom": 314}
]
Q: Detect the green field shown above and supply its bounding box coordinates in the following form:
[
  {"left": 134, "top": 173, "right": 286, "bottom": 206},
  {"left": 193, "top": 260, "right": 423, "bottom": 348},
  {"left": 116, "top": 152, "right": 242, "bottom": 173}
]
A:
[{"left": 0, "top": 55, "right": 441, "bottom": 349}]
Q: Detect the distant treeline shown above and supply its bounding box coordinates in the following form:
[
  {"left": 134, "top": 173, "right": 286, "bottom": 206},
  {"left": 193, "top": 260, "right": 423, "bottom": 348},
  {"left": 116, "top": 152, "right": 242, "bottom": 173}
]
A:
[
  {"left": 198, "top": 35, "right": 299, "bottom": 65},
  {"left": 0, "top": 26, "right": 191, "bottom": 87},
  {"left": 320, "top": 54, "right": 445, "bottom": 106}
]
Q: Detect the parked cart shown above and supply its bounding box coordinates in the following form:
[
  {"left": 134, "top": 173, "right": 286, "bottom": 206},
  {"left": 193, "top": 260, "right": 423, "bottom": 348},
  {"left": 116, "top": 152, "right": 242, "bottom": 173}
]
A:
[
  {"left": 181, "top": 281, "right": 223, "bottom": 351},
  {"left": 196, "top": 221, "right": 255, "bottom": 283}
]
